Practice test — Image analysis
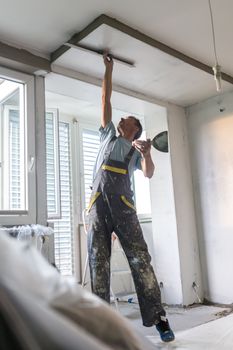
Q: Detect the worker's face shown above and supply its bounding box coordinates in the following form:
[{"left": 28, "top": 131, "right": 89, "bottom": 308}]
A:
[{"left": 117, "top": 116, "right": 139, "bottom": 137}]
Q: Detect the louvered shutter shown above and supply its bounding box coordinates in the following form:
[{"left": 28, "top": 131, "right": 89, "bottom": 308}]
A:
[
  {"left": 53, "top": 122, "right": 74, "bottom": 276},
  {"left": 82, "top": 129, "right": 100, "bottom": 208},
  {"left": 45, "top": 112, "right": 60, "bottom": 218},
  {"left": 9, "top": 109, "right": 21, "bottom": 209},
  {"left": 46, "top": 116, "right": 74, "bottom": 276}
]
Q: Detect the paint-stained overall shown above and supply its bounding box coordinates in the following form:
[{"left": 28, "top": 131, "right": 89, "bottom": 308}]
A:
[{"left": 87, "top": 137, "right": 165, "bottom": 326}]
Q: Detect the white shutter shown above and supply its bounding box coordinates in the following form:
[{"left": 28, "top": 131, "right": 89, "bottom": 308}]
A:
[
  {"left": 53, "top": 121, "right": 74, "bottom": 276},
  {"left": 9, "top": 109, "right": 21, "bottom": 209},
  {"left": 46, "top": 116, "right": 74, "bottom": 276},
  {"left": 82, "top": 129, "right": 100, "bottom": 208},
  {"left": 45, "top": 110, "right": 61, "bottom": 218},
  {"left": 45, "top": 113, "right": 56, "bottom": 213}
]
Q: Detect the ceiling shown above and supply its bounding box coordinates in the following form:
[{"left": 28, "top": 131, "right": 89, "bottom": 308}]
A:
[
  {"left": 45, "top": 72, "right": 165, "bottom": 125},
  {"left": 0, "top": 0, "right": 233, "bottom": 111},
  {"left": 51, "top": 22, "right": 232, "bottom": 107}
]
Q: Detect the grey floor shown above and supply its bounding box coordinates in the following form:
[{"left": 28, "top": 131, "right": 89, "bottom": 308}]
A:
[{"left": 112, "top": 299, "right": 233, "bottom": 349}]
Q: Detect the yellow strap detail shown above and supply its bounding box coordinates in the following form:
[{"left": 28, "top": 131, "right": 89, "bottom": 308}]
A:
[
  {"left": 121, "top": 195, "right": 136, "bottom": 211},
  {"left": 87, "top": 192, "right": 101, "bottom": 212},
  {"left": 101, "top": 164, "right": 127, "bottom": 175}
]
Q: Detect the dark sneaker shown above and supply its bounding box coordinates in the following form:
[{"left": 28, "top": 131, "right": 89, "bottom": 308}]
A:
[{"left": 156, "top": 317, "right": 175, "bottom": 342}]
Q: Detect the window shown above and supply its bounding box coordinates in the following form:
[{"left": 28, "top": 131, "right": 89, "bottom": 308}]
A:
[
  {"left": 0, "top": 67, "right": 35, "bottom": 225},
  {"left": 46, "top": 113, "right": 74, "bottom": 276},
  {"left": 0, "top": 82, "right": 25, "bottom": 211},
  {"left": 134, "top": 169, "right": 151, "bottom": 217},
  {"left": 134, "top": 131, "right": 152, "bottom": 218}
]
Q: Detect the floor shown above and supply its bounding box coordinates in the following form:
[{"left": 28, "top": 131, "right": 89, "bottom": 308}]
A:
[{"left": 112, "top": 297, "right": 233, "bottom": 349}]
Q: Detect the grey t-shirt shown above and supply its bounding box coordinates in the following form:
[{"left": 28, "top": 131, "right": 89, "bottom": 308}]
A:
[{"left": 93, "top": 121, "right": 142, "bottom": 181}]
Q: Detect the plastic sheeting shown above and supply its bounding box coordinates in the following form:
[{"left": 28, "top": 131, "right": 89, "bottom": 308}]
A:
[
  {"left": 0, "top": 231, "right": 155, "bottom": 350},
  {"left": 148, "top": 313, "right": 233, "bottom": 349},
  {"left": 1, "top": 224, "right": 53, "bottom": 252}
]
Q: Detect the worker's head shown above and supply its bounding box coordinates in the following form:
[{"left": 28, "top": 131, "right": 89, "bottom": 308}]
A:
[{"left": 117, "top": 116, "right": 142, "bottom": 141}]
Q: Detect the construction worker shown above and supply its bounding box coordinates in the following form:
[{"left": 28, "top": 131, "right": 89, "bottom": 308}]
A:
[{"left": 87, "top": 54, "right": 175, "bottom": 342}]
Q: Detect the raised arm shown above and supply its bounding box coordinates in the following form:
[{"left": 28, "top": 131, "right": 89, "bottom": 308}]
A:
[{"left": 101, "top": 54, "right": 113, "bottom": 128}]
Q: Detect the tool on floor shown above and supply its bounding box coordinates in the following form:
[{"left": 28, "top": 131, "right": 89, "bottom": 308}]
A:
[{"left": 192, "top": 281, "right": 202, "bottom": 303}]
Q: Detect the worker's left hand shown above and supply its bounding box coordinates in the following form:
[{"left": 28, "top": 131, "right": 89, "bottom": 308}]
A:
[
  {"left": 132, "top": 139, "right": 151, "bottom": 157},
  {"left": 103, "top": 53, "right": 113, "bottom": 70}
]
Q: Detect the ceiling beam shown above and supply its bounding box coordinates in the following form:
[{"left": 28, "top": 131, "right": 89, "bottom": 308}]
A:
[
  {"left": 51, "top": 15, "right": 106, "bottom": 62},
  {"left": 51, "top": 14, "right": 233, "bottom": 85},
  {"left": 0, "top": 41, "right": 51, "bottom": 73}
]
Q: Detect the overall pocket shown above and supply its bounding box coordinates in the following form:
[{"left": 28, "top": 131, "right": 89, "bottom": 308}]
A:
[
  {"left": 87, "top": 192, "right": 101, "bottom": 212},
  {"left": 120, "top": 195, "right": 136, "bottom": 211}
]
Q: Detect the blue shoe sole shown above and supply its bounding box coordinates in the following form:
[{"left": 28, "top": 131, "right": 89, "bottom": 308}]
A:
[
  {"left": 160, "top": 331, "right": 175, "bottom": 342},
  {"left": 156, "top": 326, "right": 175, "bottom": 342}
]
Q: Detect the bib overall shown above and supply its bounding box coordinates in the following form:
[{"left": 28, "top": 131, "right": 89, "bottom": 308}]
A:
[{"left": 87, "top": 137, "right": 165, "bottom": 326}]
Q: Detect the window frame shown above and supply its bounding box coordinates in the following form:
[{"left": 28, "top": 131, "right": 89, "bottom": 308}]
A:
[
  {"left": 133, "top": 170, "right": 152, "bottom": 221},
  {"left": 0, "top": 66, "right": 36, "bottom": 225}
]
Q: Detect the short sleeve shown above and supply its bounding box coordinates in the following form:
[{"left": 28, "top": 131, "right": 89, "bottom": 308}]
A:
[{"left": 99, "top": 121, "right": 116, "bottom": 143}]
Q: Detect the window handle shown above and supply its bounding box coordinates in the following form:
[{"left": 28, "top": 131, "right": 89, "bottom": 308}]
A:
[{"left": 29, "top": 156, "right": 35, "bottom": 171}]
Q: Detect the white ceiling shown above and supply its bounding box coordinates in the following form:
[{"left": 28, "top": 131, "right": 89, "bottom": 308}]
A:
[
  {"left": 52, "top": 24, "right": 232, "bottom": 106},
  {"left": 45, "top": 73, "right": 165, "bottom": 125},
  {"left": 1, "top": 0, "right": 233, "bottom": 112}
]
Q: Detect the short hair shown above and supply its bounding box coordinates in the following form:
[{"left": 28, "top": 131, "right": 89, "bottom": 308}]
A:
[{"left": 130, "top": 117, "right": 143, "bottom": 140}]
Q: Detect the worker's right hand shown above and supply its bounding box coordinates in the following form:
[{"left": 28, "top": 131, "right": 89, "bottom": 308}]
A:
[
  {"left": 103, "top": 53, "right": 113, "bottom": 70},
  {"left": 132, "top": 139, "right": 151, "bottom": 158}
]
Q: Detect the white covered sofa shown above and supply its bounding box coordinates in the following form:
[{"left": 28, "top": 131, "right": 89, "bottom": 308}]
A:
[{"left": 0, "top": 231, "right": 155, "bottom": 350}]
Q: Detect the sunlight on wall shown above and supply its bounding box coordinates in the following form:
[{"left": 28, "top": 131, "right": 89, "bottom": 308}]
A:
[{"left": 134, "top": 169, "right": 151, "bottom": 215}]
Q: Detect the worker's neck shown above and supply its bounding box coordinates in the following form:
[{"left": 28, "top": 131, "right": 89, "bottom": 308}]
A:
[{"left": 120, "top": 132, "right": 134, "bottom": 142}]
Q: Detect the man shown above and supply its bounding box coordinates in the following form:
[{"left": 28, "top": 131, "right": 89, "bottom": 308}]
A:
[{"left": 87, "top": 54, "right": 175, "bottom": 342}]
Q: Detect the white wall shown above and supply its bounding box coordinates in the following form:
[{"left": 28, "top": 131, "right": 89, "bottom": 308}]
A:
[
  {"left": 145, "top": 105, "right": 183, "bottom": 305},
  {"left": 144, "top": 102, "right": 202, "bottom": 306},
  {"left": 167, "top": 104, "right": 202, "bottom": 305},
  {"left": 187, "top": 90, "right": 233, "bottom": 304}
]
